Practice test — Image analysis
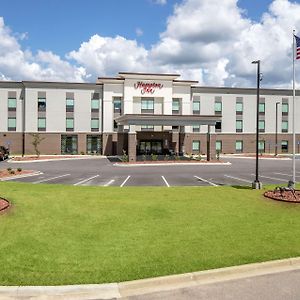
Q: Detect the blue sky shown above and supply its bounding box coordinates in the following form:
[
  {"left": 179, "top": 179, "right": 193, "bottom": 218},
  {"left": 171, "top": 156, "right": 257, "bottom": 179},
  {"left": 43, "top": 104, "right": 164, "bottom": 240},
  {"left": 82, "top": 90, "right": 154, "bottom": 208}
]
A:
[
  {"left": 1, "top": 0, "right": 300, "bottom": 87},
  {"left": 1, "top": 0, "right": 275, "bottom": 56}
]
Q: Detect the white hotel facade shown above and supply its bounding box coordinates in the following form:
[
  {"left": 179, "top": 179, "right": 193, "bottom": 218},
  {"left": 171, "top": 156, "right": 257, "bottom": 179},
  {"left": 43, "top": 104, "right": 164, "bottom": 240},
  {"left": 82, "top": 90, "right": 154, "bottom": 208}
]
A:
[{"left": 0, "top": 72, "right": 299, "bottom": 161}]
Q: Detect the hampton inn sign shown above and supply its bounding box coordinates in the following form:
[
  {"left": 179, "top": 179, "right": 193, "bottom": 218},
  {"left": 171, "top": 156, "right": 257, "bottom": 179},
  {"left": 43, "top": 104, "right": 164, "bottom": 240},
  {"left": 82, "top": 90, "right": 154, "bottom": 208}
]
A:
[{"left": 134, "top": 81, "right": 164, "bottom": 94}]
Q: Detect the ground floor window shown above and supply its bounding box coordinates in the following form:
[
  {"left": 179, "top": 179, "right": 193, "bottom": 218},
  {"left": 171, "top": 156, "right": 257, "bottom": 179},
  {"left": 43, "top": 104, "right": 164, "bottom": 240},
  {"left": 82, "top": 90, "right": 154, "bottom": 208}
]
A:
[
  {"left": 192, "top": 140, "right": 200, "bottom": 152},
  {"left": 258, "top": 140, "right": 265, "bottom": 153},
  {"left": 87, "top": 135, "right": 102, "bottom": 154},
  {"left": 61, "top": 135, "right": 78, "bottom": 154},
  {"left": 138, "top": 140, "right": 163, "bottom": 155},
  {"left": 281, "top": 140, "right": 288, "bottom": 153},
  {"left": 216, "top": 140, "right": 222, "bottom": 152},
  {"left": 235, "top": 140, "right": 243, "bottom": 153}
]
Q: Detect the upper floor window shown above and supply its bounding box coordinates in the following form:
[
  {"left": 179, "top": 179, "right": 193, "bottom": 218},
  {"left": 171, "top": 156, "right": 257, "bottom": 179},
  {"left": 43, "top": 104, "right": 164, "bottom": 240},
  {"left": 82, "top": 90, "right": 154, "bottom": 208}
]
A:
[
  {"left": 38, "top": 98, "right": 46, "bottom": 112},
  {"left": 38, "top": 118, "right": 46, "bottom": 131},
  {"left": 66, "top": 98, "right": 74, "bottom": 112},
  {"left": 66, "top": 118, "right": 74, "bottom": 131},
  {"left": 236, "top": 102, "right": 243, "bottom": 114},
  {"left": 172, "top": 98, "right": 180, "bottom": 114},
  {"left": 214, "top": 101, "right": 222, "bottom": 114},
  {"left": 215, "top": 121, "right": 222, "bottom": 132},
  {"left": 192, "top": 125, "right": 200, "bottom": 133},
  {"left": 282, "top": 103, "right": 289, "bottom": 115},
  {"left": 8, "top": 98, "right": 17, "bottom": 111},
  {"left": 8, "top": 117, "right": 16, "bottom": 131},
  {"left": 141, "top": 98, "right": 154, "bottom": 113},
  {"left": 236, "top": 120, "right": 243, "bottom": 132},
  {"left": 91, "top": 118, "right": 99, "bottom": 131},
  {"left": 282, "top": 120, "right": 288, "bottom": 133},
  {"left": 259, "top": 102, "right": 265, "bottom": 114},
  {"left": 259, "top": 120, "right": 265, "bottom": 132},
  {"left": 193, "top": 101, "right": 200, "bottom": 114},
  {"left": 91, "top": 99, "right": 100, "bottom": 111},
  {"left": 113, "top": 97, "right": 122, "bottom": 113}
]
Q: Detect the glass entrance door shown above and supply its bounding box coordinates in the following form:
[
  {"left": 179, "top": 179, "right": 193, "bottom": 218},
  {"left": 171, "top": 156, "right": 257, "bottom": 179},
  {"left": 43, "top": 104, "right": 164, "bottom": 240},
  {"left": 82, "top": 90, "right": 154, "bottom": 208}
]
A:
[{"left": 138, "top": 140, "right": 163, "bottom": 155}]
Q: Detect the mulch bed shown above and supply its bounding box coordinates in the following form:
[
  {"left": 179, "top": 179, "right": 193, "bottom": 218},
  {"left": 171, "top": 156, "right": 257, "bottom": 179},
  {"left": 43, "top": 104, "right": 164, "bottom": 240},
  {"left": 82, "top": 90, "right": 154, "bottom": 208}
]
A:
[
  {"left": 11, "top": 156, "right": 81, "bottom": 161},
  {"left": 264, "top": 190, "right": 300, "bottom": 203},
  {"left": 0, "top": 197, "right": 10, "bottom": 213},
  {"left": 0, "top": 169, "right": 34, "bottom": 179}
]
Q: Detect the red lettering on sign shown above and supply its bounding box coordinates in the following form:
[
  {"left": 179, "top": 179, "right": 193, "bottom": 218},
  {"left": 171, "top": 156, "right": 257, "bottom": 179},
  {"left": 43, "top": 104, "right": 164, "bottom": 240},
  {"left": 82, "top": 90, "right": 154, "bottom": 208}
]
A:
[{"left": 134, "top": 81, "right": 163, "bottom": 94}]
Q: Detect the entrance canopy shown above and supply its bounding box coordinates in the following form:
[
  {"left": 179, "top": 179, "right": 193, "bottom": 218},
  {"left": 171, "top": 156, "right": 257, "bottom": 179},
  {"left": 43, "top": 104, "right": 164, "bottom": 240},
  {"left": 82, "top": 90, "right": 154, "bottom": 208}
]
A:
[{"left": 115, "top": 114, "right": 221, "bottom": 126}]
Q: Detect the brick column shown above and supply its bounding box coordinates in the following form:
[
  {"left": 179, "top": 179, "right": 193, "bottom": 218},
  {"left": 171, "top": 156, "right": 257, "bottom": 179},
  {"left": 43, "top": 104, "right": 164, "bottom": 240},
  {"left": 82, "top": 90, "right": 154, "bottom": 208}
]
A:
[
  {"left": 102, "top": 133, "right": 113, "bottom": 156},
  {"left": 172, "top": 132, "right": 179, "bottom": 154},
  {"left": 128, "top": 133, "right": 137, "bottom": 162},
  {"left": 210, "top": 133, "right": 216, "bottom": 160}
]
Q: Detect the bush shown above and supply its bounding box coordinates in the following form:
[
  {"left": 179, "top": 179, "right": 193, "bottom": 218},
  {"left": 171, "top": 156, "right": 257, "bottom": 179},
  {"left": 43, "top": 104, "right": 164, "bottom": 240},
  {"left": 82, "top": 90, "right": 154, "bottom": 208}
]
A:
[
  {"left": 142, "top": 154, "right": 147, "bottom": 161},
  {"left": 9, "top": 170, "right": 15, "bottom": 175},
  {"left": 175, "top": 154, "right": 180, "bottom": 161},
  {"left": 121, "top": 150, "right": 129, "bottom": 162},
  {"left": 196, "top": 153, "right": 202, "bottom": 161},
  {"left": 216, "top": 150, "right": 220, "bottom": 161},
  {"left": 80, "top": 151, "right": 85, "bottom": 155},
  {"left": 164, "top": 154, "right": 169, "bottom": 161},
  {"left": 17, "top": 168, "right": 22, "bottom": 172},
  {"left": 7, "top": 167, "right": 12, "bottom": 172},
  {"left": 151, "top": 153, "right": 158, "bottom": 161}
]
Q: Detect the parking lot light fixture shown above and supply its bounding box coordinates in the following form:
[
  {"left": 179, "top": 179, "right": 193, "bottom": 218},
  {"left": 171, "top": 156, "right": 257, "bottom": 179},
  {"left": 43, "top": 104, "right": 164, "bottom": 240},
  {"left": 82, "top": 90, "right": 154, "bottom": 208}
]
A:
[{"left": 251, "top": 60, "right": 262, "bottom": 190}]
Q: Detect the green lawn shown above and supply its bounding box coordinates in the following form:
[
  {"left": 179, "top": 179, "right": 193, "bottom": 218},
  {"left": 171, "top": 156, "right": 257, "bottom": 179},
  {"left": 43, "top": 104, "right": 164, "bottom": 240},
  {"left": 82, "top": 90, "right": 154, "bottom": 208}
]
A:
[{"left": 0, "top": 182, "right": 300, "bottom": 286}]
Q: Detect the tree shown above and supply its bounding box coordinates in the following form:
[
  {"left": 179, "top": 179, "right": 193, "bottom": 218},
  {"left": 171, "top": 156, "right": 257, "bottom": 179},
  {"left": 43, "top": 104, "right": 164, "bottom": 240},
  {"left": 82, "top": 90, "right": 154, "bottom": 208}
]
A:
[{"left": 30, "top": 133, "right": 45, "bottom": 157}]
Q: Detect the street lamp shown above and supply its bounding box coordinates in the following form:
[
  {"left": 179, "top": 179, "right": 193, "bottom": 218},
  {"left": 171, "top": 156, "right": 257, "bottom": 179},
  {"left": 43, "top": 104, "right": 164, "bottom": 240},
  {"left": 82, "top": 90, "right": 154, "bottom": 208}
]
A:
[
  {"left": 275, "top": 102, "right": 280, "bottom": 156},
  {"left": 252, "top": 60, "right": 262, "bottom": 189}
]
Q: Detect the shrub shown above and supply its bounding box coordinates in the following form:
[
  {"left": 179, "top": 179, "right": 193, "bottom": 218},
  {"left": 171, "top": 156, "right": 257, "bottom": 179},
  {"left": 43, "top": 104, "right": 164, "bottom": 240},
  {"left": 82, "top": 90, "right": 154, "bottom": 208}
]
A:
[
  {"left": 7, "top": 167, "right": 12, "bottom": 172},
  {"left": 196, "top": 153, "right": 202, "bottom": 161},
  {"left": 216, "top": 150, "right": 220, "bottom": 161},
  {"left": 175, "top": 154, "right": 180, "bottom": 161},
  {"left": 151, "top": 153, "right": 158, "bottom": 161},
  {"left": 80, "top": 151, "right": 85, "bottom": 155},
  {"left": 17, "top": 168, "right": 22, "bottom": 172},
  {"left": 164, "top": 154, "right": 169, "bottom": 161},
  {"left": 9, "top": 170, "right": 15, "bottom": 175},
  {"left": 142, "top": 154, "right": 147, "bottom": 161},
  {"left": 121, "top": 150, "right": 129, "bottom": 162}
]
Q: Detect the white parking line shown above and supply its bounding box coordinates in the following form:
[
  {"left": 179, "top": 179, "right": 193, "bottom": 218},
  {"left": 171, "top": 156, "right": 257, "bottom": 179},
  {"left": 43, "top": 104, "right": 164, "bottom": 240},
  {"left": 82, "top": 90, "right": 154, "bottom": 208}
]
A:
[
  {"left": 251, "top": 174, "right": 286, "bottom": 182},
  {"left": 161, "top": 176, "right": 170, "bottom": 187},
  {"left": 73, "top": 175, "right": 100, "bottom": 186},
  {"left": 274, "top": 172, "right": 300, "bottom": 178},
  {"left": 33, "top": 174, "right": 70, "bottom": 184},
  {"left": 194, "top": 176, "right": 219, "bottom": 186},
  {"left": 120, "top": 175, "right": 131, "bottom": 187},
  {"left": 224, "top": 175, "right": 252, "bottom": 184},
  {"left": 104, "top": 179, "right": 115, "bottom": 187},
  {"left": 0, "top": 171, "right": 43, "bottom": 181}
]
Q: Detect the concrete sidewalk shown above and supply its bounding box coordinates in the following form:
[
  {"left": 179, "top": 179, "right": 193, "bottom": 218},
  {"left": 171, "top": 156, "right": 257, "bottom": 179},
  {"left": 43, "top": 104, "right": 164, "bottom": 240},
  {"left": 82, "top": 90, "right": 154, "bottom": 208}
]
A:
[{"left": 1, "top": 257, "right": 300, "bottom": 300}]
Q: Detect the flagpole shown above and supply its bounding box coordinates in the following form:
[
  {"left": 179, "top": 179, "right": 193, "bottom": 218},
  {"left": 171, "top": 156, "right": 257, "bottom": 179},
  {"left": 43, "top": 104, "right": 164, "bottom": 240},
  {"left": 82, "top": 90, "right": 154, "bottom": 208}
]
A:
[{"left": 292, "top": 30, "right": 296, "bottom": 187}]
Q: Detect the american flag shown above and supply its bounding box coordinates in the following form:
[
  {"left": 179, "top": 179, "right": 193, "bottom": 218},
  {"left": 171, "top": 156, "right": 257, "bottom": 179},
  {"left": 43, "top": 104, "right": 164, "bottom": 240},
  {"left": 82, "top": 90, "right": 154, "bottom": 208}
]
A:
[{"left": 295, "top": 35, "right": 300, "bottom": 60}]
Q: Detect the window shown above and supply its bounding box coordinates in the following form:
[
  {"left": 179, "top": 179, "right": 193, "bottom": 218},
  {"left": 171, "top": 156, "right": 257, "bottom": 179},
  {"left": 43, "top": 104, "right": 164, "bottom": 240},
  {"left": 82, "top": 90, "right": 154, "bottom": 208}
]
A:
[
  {"left": 91, "top": 118, "right": 99, "bottom": 131},
  {"left": 38, "top": 98, "right": 46, "bottom": 111},
  {"left": 193, "top": 101, "right": 200, "bottom": 114},
  {"left": 38, "top": 118, "right": 46, "bottom": 131},
  {"left": 91, "top": 99, "right": 99, "bottom": 111},
  {"left": 61, "top": 135, "right": 78, "bottom": 154},
  {"left": 172, "top": 98, "right": 180, "bottom": 114},
  {"left": 282, "top": 120, "right": 288, "bottom": 132},
  {"left": 114, "top": 120, "right": 118, "bottom": 131},
  {"left": 192, "top": 140, "right": 200, "bottom": 152},
  {"left": 216, "top": 140, "right": 222, "bottom": 152},
  {"left": 281, "top": 140, "right": 288, "bottom": 153},
  {"left": 8, "top": 98, "right": 17, "bottom": 111},
  {"left": 87, "top": 135, "right": 102, "bottom": 154},
  {"left": 8, "top": 117, "right": 16, "bottom": 131},
  {"left": 66, "top": 98, "right": 74, "bottom": 112},
  {"left": 236, "top": 102, "right": 243, "bottom": 114},
  {"left": 259, "top": 120, "right": 265, "bottom": 132},
  {"left": 141, "top": 98, "right": 154, "bottom": 113},
  {"left": 214, "top": 101, "right": 222, "bottom": 114},
  {"left": 282, "top": 103, "right": 288, "bottom": 114},
  {"left": 141, "top": 125, "right": 154, "bottom": 131},
  {"left": 259, "top": 103, "right": 265, "bottom": 113},
  {"left": 236, "top": 120, "right": 243, "bottom": 132},
  {"left": 192, "top": 125, "right": 200, "bottom": 132},
  {"left": 215, "top": 121, "right": 222, "bottom": 132},
  {"left": 66, "top": 118, "right": 74, "bottom": 131},
  {"left": 258, "top": 140, "right": 265, "bottom": 153},
  {"left": 113, "top": 97, "right": 122, "bottom": 113},
  {"left": 235, "top": 140, "right": 243, "bottom": 153}
]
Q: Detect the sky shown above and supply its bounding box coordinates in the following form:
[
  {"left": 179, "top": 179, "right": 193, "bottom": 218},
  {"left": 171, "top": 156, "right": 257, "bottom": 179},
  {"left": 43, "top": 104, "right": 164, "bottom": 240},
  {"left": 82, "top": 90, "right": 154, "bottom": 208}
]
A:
[{"left": 0, "top": 0, "right": 300, "bottom": 87}]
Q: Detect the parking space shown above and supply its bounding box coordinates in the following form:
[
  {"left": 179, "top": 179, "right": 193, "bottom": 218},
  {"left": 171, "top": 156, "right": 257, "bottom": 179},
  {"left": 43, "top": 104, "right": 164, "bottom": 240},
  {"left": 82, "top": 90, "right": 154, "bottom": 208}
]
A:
[{"left": 1, "top": 156, "right": 299, "bottom": 187}]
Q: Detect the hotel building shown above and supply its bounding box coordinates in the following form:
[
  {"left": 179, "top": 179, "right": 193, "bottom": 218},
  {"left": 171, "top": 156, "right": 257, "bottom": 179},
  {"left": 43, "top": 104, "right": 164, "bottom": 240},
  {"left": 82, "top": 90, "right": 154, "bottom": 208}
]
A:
[{"left": 0, "top": 72, "right": 299, "bottom": 161}]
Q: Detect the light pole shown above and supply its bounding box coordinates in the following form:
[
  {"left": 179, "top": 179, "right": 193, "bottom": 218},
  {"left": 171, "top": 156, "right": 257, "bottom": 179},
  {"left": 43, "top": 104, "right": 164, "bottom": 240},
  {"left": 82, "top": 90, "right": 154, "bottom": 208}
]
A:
[
  {"left": 275, "top": 102, "right": 280, "bottom": 156},
  {"left": 252, "top": 60, "right": 262, "bottom": 189}
]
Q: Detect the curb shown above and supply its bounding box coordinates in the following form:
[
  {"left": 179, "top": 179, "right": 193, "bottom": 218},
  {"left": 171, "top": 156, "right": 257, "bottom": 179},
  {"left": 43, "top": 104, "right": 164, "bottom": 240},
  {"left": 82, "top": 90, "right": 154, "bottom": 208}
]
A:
[
  {"left": 1, "top": 257, "right": 300, "bottom": 299},
  {"left": 0, "top": 171, "right": 43, "bottom": 181},
  {"left": 114, "top": 162, "right": 232, "bottom": 167},
  {"left": 8, "top": 157, "right": 104, "bottom": 163}
]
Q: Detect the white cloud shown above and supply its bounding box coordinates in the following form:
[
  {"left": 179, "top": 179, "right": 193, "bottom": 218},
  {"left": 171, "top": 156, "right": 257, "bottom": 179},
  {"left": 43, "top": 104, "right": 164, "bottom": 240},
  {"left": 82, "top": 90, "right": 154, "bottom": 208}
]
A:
[
  {"left": 152, "top": 0, "right": 167, "bottom": 5},
  {"left": 135, "top": 28, "right": 144, "bottom": 37},
  {"left": 0, "top": 17, "right": 87, "bottom": 82},
  {"left": 1, "top": 0, "right": 300, "bottom": 87}
]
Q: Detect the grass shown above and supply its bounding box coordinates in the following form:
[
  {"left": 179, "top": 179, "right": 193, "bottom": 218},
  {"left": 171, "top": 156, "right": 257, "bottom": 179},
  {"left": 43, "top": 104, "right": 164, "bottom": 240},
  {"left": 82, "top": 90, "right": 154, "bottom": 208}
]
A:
[{"left": 0, "top": 182, "right": 300, "bottom": 285}]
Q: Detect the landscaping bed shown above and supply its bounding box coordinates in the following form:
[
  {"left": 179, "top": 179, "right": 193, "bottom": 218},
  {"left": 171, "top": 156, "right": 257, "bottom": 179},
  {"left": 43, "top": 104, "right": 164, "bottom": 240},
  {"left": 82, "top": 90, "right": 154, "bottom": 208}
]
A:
[
  {"left": 0, "top": 182, "right": 300, "bottom": 286},
  {"left": 0, "top": 168, "right": 34, "bottom": 179},
  {"left": 11, "top": 155, "right": 86, "bottom": 161},
  {"left": 0, "top": 197, "right": 9, "bottom": 212}
]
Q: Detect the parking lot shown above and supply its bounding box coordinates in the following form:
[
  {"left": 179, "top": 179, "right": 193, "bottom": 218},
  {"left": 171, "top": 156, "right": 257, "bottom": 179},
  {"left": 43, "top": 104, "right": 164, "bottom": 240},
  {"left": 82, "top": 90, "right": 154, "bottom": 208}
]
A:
[{"left": 1, "top": 156, "right": 299, "bottom": 187}]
